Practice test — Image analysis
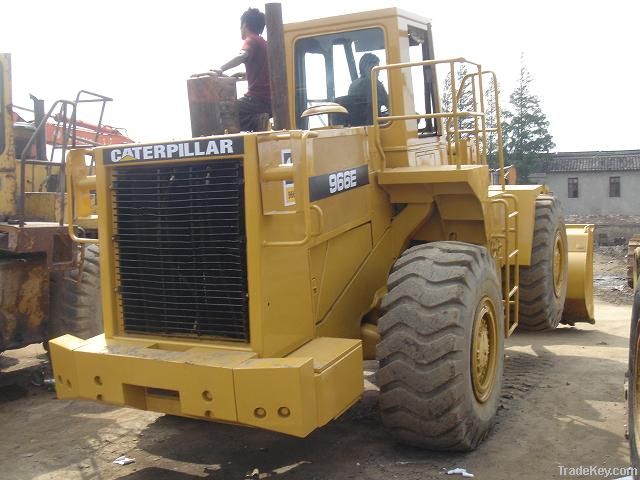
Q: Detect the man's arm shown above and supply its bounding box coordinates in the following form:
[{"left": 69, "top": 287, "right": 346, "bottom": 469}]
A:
[
  {"left": 191, "top": 50, "right": 249, "bottom": 78},
  {"left": 217, "top": 49, "right": 249, "bottom": 74}
]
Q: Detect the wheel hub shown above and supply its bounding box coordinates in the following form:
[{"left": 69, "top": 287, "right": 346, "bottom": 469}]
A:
[{"left": 471, "top": 297, "right": 498, "bottom": 403}]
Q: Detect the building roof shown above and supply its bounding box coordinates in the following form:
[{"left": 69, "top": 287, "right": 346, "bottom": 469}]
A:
[{"left": 542, "top": 150, "right": 640, "bottom": 173}]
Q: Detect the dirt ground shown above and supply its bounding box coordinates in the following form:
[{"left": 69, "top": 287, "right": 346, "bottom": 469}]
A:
[
  {"left": 0, "top": 250, "right": 635, "bottom": 480},
  {"left": 593, "top": 246, "right": 634, "bottom": 305}
]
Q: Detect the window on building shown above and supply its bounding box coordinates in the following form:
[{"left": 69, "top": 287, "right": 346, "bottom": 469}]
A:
[
  {"left": 568, "top": 177, "right": 578, "bottom": 198},
  {"left": 609, "top": 176, "right": 621, "bottom": 197}
]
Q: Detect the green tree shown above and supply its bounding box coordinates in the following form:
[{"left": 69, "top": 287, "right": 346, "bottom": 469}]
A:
[
  {"left": 483, "top": 75, "right": 499, "bottom": 168},
  {"left": 440, "top": 64, "right": 475, "bottom": 135},
  {"left": 501, "top": 57, "right": 554, "bottom": 182}
]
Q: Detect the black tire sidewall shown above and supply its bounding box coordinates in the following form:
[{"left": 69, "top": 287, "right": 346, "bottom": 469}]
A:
[
  {"left": 519, "top": 196, "right": 569, "bottom": 330},
  {"left": 629, "top": 286, "right": 640, "bottom": 471},
  {"left": 464, "top": 271, "right": 505, "bottom": 428}
]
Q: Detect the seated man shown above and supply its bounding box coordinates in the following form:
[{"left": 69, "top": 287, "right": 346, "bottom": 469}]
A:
[
  {"left": 347, "top": 53, "right": 389, "bottom": 125},
  {"left": 195, "top": 8, "right": 271, "bottom": 132}
]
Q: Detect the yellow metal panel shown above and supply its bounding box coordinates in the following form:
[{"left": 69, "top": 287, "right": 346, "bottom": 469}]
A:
[
  {"left": 287, "top": 337, "right": 361, "bottom": 372},
  {"left": 489, "top": 185, "right": 544, "bottom": 266},
  {"left": 316, "top": 224, "right": 372, "bottom": 321},
  {"left": 24, "top": 192, "right": 62, "bottom": 222},
  {"left": 313, "top": 342, "right": 363, "bottom": 426},
  {"left": 49, "top": 334, "right": 87, "bottom": 400},
  {"left": 95, "top": 148, "right": 118, "bottom": 339},
  {"left": 286, "top": 337, "right": 363, "bottom": 426},
  {"left": 51, "top": 334, "right": 257, "bottom": 421},
  {"left": 259, "top": 246, "right": 315, "bottom": 357},
  {"left": 233, "top": 357, "right": 317, "bottom": 437},
  {"left": 379, "top": 165, "right": 490, "bottom": 203},
  {"left": 244, "top": 134, "right": 267, "bottom": 356},
  {"left": 437, "top": 194, "right": 485, "bottom": 221},
  {"left": 563, "top": 224, "right": 595, "bottom": 324},
  {"left": 308, "top": 241, "right": 328, "bottom": 318}
]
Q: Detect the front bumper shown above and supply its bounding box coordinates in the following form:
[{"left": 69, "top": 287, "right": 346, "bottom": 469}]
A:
[{"left": 50, "top": 335, "right": 363, "bottom": 437}]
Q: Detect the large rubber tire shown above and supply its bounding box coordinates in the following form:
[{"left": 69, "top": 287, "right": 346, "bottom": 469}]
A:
[
  {"left": 628, "top": 238, "right": 640, "bottom": 288},
  {"left": 47, "top": 244, "right": 102, "bottom": 341},
  {"left": 629, "top": 286, "right": 640, "bottom": 478},
  {"left": 518, "top": 195, "right": 568, "bottom": 331},
  {"left": 377, "top": 241, "right": 504, "bottom": 451}
]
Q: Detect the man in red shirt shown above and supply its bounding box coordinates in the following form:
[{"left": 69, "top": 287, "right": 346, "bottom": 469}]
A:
[{"left": 212, "top": 8, "right": 271, "bottom": 131}]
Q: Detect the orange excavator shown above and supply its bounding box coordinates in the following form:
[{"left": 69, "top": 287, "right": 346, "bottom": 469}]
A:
[{"left": 11, "top": 98, "right": 133, "bottom": 161}]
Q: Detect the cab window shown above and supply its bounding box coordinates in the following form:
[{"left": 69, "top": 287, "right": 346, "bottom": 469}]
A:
[
  {"left": 408, "top": 25, "right": 438, "bottom": 136},
  {"left": 294, "top": 27, "right": 389, "bottom": 129}
]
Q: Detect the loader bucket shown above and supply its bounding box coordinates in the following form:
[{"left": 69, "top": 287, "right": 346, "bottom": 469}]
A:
[{"left": 562, "top": 224, "right": 595, "bottom": 324}]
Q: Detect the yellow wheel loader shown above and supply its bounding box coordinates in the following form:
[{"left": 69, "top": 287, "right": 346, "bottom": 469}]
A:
[
  {"left": 50, "top": 5, "right": 594, "bottom": 451},
  {"left": 0, "top": 54, "right": 128, "bottom": 355}
]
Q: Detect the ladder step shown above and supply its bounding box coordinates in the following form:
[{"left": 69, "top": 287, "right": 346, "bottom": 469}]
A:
[
  {"left": 508, "top": 212, "right": 518, "bottom": 218},
  {"left": 509, "top": 286, "right": 519, "bottom": 298},
  {"left": 508, "top": 249, "right": 519, "bottom": 259}
]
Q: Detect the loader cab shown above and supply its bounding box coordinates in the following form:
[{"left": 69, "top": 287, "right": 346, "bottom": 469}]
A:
[
  {"left": 293, "top": 27, "right": 390, "bottom": 129},
  {"left": 285, "top": 8, "right": 440, "bottom": 148}
]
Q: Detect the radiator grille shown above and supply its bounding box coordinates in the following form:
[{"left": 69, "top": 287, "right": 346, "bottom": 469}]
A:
[{"left": 112, "top": 160, "right": 248, "bottom": 341}]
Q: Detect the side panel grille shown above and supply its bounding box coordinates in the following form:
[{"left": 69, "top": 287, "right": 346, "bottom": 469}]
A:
[{"left": 112, "top": 160, "right": 248, "bottom": 341}]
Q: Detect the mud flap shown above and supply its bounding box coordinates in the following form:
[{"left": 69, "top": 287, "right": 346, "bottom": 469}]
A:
[{"left": 562, "top": 224, "right": 595, "bottom": 325}]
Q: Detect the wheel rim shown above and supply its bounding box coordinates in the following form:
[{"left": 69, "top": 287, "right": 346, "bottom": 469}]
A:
[
  {"left": 471, "top": 296, "right": 498, "bottom": 403},
  {"left": 552, "top": 231, "right": 565, "bottom": 298}
]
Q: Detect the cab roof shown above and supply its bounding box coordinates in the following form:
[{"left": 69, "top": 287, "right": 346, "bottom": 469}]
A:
[{"left": 283, "top": 7, "right": 431, "bottom": 34}]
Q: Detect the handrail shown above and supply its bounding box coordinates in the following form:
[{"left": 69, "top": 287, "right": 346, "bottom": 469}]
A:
[
  {"left": 263, "top": 130, "right": 320, "bottom": 247},
  {"left": 371, "top": 58, "right": 476, "bottom": 169},
  {"left": 71, "top": 90, "right": 113, "bottom": 151},
  {"left": 491, "top": 192, "right": 520, "bottom": 335},
  {"left": 18, "top": 99, "right": 77, "bottom": 227},
  {"left": 456, "top": 70, "right": 504, "bottom": 187},
  {"left": 369, "top": 58, "right": 505, "bottom": 185},
  {"left": 17, "top": 89, "right": 115, "bottom": 227},
  {"left": 66, "top": 148, "right": 99, "bottom": 245}
]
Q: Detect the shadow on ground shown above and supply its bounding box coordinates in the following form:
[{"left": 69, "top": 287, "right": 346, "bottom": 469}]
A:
[{"left": 126, "top": 345, "right": 628, "bottom": 480}]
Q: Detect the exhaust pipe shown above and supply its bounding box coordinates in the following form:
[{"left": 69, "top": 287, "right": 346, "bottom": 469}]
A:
[{"left": 265, "top": 2, "right": 290, "bottom": 130}]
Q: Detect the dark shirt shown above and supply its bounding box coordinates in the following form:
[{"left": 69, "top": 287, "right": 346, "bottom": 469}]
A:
[
  {"left": 348, "top": 76, "right": 389, "bottom": 110},
  {"left": 242, "top": 33, "right": 270, "bottom": 102}
]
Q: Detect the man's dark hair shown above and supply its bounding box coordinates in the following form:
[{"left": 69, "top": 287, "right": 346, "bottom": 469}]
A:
[
  {"left": 359, "top": 53, "right": 380, "bottom": 76},
  {"left": 241, "top": 8, "right": 266, "bottom": 34}
]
